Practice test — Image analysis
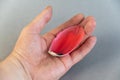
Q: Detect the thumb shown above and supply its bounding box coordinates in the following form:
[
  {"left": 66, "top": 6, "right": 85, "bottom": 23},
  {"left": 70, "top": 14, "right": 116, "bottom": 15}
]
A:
[{"left": 25, "top": 6, "right": 52, "bottom": 33}]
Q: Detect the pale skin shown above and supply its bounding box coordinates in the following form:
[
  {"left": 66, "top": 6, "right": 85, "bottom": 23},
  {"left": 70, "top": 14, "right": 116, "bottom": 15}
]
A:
[{"left": 0, "top": 6, "right": 97, "bottom": 80}]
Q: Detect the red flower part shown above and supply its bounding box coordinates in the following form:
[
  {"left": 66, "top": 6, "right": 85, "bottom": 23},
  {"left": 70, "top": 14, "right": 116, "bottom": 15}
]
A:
[{"left": 48, "top": 25, "right": 85, "bottom": 57}]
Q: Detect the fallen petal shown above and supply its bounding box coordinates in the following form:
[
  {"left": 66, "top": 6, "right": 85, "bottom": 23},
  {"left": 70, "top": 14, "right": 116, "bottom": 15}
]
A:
[{"left": 48, "top": 25, "right": 85, "bottom": 57}]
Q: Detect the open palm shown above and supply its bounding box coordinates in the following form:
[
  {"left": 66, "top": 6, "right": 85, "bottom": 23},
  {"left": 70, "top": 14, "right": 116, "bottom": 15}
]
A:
[{"left": 4, "top": 6, "right": 96, "bottom": 80}]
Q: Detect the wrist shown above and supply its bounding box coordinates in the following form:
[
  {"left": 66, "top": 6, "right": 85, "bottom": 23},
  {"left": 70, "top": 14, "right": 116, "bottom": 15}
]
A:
[{"left": 0, "top": 54, "right": 31, "bottom": 80}]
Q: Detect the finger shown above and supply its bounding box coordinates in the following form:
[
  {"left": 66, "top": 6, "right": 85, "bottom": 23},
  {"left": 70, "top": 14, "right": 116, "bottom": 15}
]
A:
[
  {"left": 43, "top": 14, "right": 84, "bottom": 46},
  {"left": 49, "top": 14, "right": 84, "bottom": 36},
  {"left": 78, "top": 17, "right": 96, "bottom": 47},
  {"left": 84, "top": 19, "right": 96, "bottom": 35},
  {"left": 71, "top": 36, "right": 97, "bottom": 64},
  {"left": 25, "top": 6, "right": 52, "bottom": 33},
  {"left": 83, "top": 18, "right": 96, "bottom": 38},
  {"left": 80, "top": 16, "right": 95, "bottom": 28}
]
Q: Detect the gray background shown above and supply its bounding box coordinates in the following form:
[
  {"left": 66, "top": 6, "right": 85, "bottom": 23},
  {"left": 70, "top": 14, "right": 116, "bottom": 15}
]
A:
[{"left": 0, "top": 0, "right": 120, "bottom": 80}]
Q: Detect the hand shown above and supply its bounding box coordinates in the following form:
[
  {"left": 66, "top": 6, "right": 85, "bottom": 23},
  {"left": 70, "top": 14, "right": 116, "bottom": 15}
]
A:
[{"left": 0, "top": 6, "right": 96, "bottom": 80}]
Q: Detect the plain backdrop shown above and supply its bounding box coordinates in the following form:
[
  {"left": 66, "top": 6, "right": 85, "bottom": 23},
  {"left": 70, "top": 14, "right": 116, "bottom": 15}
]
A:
[{"left": 0, "top": 0, "right": 120, "bottom": 80}]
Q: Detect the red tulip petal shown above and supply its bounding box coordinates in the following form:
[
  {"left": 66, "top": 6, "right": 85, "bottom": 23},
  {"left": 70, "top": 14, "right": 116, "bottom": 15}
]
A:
[{"left": 48, "top": 25, "right": 85, "bottom": 57}]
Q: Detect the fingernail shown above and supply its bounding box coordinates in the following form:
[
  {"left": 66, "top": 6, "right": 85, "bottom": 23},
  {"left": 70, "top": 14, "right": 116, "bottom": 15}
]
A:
[{"left": 46, "top": 6, "right": 52, "bottom": 12}]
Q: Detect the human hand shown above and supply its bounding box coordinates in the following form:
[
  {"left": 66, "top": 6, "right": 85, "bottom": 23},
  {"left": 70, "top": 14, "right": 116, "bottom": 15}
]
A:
[{"left": 0, "top": 6, "right": 96, "bottom": 80}]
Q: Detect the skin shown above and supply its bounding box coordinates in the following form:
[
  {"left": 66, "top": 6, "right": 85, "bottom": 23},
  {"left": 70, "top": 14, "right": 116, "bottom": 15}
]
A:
[{"left": 0, "top": 6, "right": 97, "bottom": 80}]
